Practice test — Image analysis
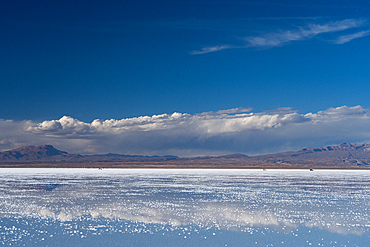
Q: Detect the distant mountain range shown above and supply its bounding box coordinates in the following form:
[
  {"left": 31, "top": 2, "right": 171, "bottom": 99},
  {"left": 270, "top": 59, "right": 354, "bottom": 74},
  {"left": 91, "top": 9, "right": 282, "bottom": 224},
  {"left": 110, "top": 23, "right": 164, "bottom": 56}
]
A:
[
  {"left": 1, "top": 143, "right": 370, "bottom": 169},
  {"left": 0, "top": 145, "right": 178, "bottom": 163}
]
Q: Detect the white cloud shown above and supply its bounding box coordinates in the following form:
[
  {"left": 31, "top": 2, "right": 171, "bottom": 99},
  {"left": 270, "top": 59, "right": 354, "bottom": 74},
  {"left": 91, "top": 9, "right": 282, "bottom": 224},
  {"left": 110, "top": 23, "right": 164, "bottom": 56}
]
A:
[
  {"left": 190, "top": 44, "right": 236, "bottom": 55},
  {"left": 28, "top": 116, "right": 91, "bottom": 136},
  {"left": 27, "top": 109, "right": 303, "bottom": 135},
  {"left": 246, "top": 19, "right": 363, "bottom": 47},
  {"left": 196, "top": 107, "right": 252, "bottom": 115},
  {"left": 1, "top": 105, "right": 370, "bottom": 156},
  {"left": 334, "top": 30, "right": 370, "bottom": 44},
  {"left": 191, "top": 19, "right": 368, "bottom": 54}
]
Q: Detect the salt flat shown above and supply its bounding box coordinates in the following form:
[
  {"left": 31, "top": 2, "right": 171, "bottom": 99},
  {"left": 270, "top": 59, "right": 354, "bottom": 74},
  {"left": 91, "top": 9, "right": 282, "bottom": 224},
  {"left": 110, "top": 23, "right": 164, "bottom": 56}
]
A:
[{"left": 1, "top": 168, "right": 369, "bottom": 246}]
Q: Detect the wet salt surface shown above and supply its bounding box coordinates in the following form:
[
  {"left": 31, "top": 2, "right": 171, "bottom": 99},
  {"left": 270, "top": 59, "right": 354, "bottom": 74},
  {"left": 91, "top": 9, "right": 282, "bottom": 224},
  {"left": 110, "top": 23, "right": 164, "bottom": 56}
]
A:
[{"left": 0, "top": 168, "right": 369, "bottom": 246}]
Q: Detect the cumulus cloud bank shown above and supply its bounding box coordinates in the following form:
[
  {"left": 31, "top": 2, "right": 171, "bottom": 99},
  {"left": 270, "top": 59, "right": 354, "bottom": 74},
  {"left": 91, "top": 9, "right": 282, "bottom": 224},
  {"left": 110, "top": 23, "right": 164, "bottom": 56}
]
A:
[
  {"left": 192, "top": 19, "right": 369, "bottom": 54},
  {"left": 1, "top": 105, "right": 370, "bottom": 156}
]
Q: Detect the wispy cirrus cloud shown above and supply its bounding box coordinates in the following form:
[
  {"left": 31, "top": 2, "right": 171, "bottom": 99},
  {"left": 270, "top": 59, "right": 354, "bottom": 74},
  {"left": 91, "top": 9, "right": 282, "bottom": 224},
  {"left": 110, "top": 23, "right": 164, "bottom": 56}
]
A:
[
  {"left": 245, "top": 19, "right": 365, "bottom": 47},
  {"left": 2, "top": 105, "right": 370, "bottom": 156},
  {"left": 191, "top": 19, "right": 369, "bottom": 54},
  {"left": 333, "top": 30, "right": 370, "bottom": 44},
  {"left": 196, "top": 107, "right": 252, "bottom": 116},
  {"left": 190, "top": 45, "right": 237, "bottom": 55}
]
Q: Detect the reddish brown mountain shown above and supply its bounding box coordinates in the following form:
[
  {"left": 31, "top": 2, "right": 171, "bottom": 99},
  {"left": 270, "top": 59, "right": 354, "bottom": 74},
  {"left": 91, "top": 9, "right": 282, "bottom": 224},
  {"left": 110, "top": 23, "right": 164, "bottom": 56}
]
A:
[
  {"left": 251, "top": 142, "right": 370, "bottom": 167},
  {"left": 0, "top": 145, "right": 177, "bottom": 163},
  {"left": 0, "top": 145, "right": 80, "bottom": 161},
  {"left": 178, "top": 142, "right": 370, "bottom": 168},
  {"left": 1, "top": 143, "right": 370, "bottom": 169},
  {"left": 218, "top": 153, "right": 249, "bottom": 159}
]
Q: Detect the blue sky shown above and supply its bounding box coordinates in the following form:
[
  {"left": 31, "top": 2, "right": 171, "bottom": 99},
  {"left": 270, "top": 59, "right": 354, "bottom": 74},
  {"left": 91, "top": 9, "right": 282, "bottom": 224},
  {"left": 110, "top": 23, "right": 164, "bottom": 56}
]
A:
[{"left": 1, "top": 0, "right": 370, "bottom": 155}]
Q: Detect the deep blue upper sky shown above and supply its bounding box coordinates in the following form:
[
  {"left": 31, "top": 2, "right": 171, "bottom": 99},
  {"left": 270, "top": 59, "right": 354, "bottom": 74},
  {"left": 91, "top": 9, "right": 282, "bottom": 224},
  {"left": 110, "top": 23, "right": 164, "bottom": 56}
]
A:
[{"left": 1, "top": 0, "right": 370, "bottom": 122}]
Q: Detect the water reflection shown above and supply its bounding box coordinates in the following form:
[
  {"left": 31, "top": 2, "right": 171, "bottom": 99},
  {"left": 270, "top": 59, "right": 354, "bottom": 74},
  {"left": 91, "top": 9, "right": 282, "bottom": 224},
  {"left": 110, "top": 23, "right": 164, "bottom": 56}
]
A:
[{"left": 0, "top": 169, "right": 369, "bottom": 246}]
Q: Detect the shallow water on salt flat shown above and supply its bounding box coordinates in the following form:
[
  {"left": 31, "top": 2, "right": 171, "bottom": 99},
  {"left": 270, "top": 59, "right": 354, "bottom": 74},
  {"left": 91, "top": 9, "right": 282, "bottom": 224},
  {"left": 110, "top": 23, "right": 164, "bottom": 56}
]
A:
[{"left": 0, "top": 168, "right": 369, "bottom": 246}]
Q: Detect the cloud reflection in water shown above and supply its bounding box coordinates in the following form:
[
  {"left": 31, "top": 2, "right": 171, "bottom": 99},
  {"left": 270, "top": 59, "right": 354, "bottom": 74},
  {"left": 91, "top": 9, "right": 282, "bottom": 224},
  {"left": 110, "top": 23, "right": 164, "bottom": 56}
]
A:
[{"left": 0, "top": 169, "right": 369, "bottom": 237}]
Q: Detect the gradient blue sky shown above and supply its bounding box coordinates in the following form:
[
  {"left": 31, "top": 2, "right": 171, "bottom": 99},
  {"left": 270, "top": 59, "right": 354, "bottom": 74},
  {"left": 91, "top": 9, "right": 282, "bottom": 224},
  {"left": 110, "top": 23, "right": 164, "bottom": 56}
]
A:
[{"left": 1, "top": 0, "right": 370, "bottom": 155}]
